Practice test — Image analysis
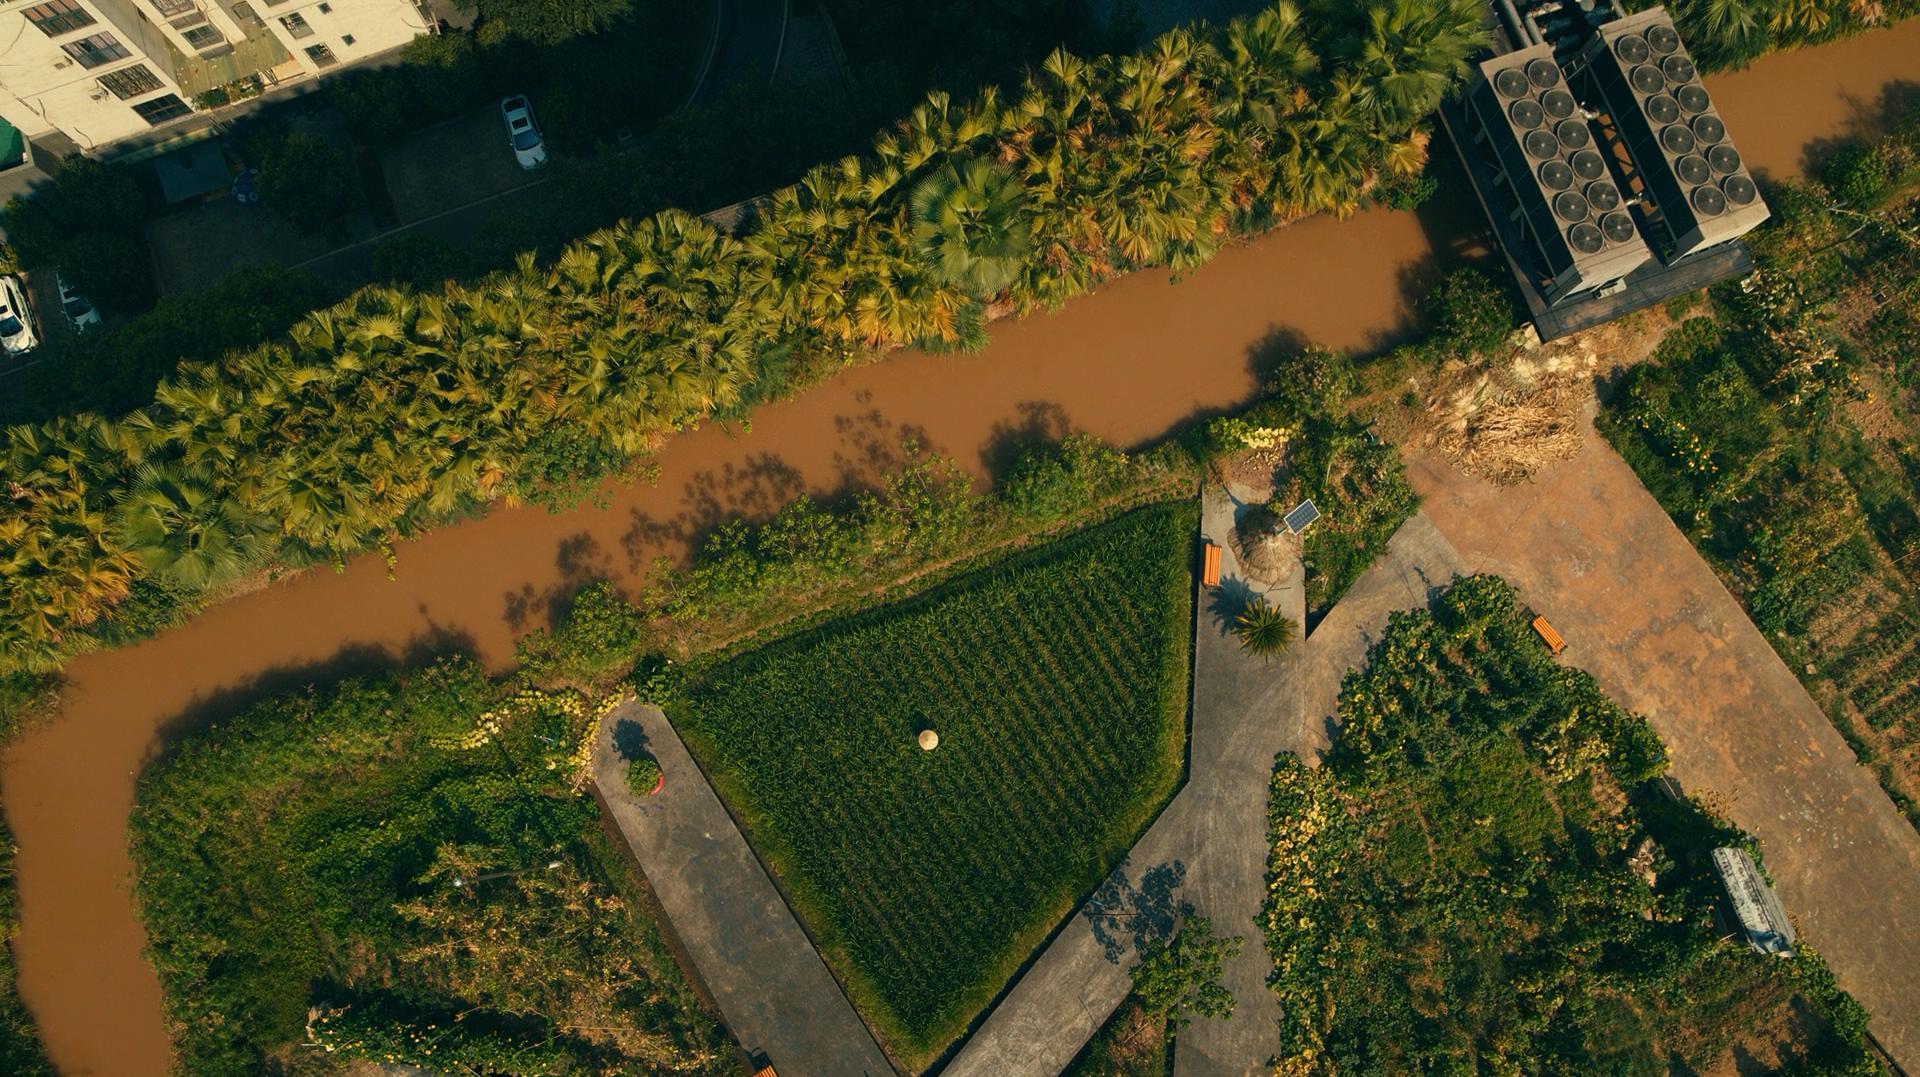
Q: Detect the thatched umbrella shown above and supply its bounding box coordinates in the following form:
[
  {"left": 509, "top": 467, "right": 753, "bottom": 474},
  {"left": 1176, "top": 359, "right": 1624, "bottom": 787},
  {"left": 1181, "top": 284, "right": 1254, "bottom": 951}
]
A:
[{"left": 918, "top": 729, "right": 940, "bottom": 751}]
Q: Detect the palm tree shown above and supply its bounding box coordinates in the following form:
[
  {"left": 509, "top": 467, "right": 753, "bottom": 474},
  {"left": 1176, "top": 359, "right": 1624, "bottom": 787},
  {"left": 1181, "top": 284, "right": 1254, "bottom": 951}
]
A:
[
  {"left": 1325, "top": 0, "right": 1488, "bottom": 132},
  {"left": 1234, "top": 597, "right": 1297, "bottom": 660},
  {"left": 113, "top": 461, "right": 268, "bottom": 590},
  {"left": 911, "top": 157, "right": 1033, "bottom": 297}
]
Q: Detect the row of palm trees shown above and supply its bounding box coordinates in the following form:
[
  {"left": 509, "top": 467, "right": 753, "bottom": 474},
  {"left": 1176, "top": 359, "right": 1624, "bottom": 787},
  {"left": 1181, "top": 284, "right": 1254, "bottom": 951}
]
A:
[
  {"left": 1666, "top": 0, "right": 1913, "bottom": 69},
  {"left": 0, "top": 0, "right": 1488, "bottom": 671}
]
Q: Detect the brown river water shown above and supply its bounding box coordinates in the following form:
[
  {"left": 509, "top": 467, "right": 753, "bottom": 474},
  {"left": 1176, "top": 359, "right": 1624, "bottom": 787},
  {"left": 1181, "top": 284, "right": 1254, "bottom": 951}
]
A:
[{"left": 6, "top": 23, "right": 1918, "bottom": 1075}]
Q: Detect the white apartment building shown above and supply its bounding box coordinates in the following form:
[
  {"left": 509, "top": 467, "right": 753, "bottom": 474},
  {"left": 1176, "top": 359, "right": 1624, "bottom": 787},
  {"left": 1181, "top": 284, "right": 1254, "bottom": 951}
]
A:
[{"left": 0, "top": 0, "right": 432, "bottom": 152}]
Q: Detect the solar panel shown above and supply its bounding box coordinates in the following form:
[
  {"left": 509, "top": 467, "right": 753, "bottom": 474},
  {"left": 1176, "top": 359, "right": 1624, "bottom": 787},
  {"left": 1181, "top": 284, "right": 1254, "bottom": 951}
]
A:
[{"left": 1283, "top": 499, "right": 1320, "bottom": 534}]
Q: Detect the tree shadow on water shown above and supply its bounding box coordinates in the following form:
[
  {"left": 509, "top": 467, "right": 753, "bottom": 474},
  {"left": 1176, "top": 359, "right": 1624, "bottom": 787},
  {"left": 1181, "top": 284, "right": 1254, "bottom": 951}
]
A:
[{"left": 1082, "top": 858, "right": 1188, "bottom": 964}]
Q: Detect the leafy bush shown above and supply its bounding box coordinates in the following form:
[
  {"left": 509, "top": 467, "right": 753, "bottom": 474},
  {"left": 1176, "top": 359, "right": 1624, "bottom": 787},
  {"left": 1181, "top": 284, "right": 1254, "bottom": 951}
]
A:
[
  {"left": 1421, "top": 265, "right": 1517, "bottom": 359},
  {"left": 626, "top": 755, "right": 663, "bottom": 797},
  {"left": 670, "top": 503, "right": 1194, "bottom": 1063},
  {"left": 514, "top": 580, "right": 645, "bottom": 688},
  {"left": 0, "top": 157, "right": 153, "bottom": 311},
  {"left": 1234, "top": 598, "right": 1296, "bottom": 659},
  {"left": 0, "top": 815, "right": 54, "bottom": 1076},
  {"left": 251, "top": 127, "right": 364, "bottom": 238},
  {"left": 1820, "top": 143, "right": 1892, "bottom": 205},
  {"left": 1130, "top": 915, "right": 1242, "bottom": 1029}
]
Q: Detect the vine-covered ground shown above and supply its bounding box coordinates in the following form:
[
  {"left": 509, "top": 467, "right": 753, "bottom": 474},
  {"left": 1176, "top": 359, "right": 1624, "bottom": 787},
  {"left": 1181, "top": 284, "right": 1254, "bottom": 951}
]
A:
[
  {"left": 131, "top": 663, "right": 730, "bottom": 1075},
  {"left": 670, "top": 501, "right": 1195, "bottom": 1066},
  {"left": 1264, "top": 575, "right": 1878, "bottom": 1073}
]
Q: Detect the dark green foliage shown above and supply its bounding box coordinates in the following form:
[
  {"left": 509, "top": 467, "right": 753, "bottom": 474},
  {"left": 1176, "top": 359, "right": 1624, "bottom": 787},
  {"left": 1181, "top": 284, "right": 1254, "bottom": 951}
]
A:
[
  {"left": 328, "top": 33, "right": 485, "bottom": 146},
  {"left": 1662, "top": 0, "right": 1920, "bottom": 72},
  {"left": 130, "top": 660, "right": 729, "bottom": 1075},
  {"left": 0, "top": 815, "right": 54, "bottom": 1076},
  {"left": 371, "top": 231, "right": 468, "bottom": 290},
  {"left": 1821, "top": 143, "right": 1893, "bottom": 205},
  {"left": 1061, "top": 995, "right": 1172, "bottom": 1077},
  {"left": 1234, "top": 597, "right": 1296, "bottom": 659},
  {"left": 1421, "top": 265, "right": 1518, "bottom": 359},
  {"left": 1131, "top": 916, "right": 1242, "bottom": 1030},
  {"left": 828, "top": 0, "right": 1075, "bottom": 119},
  {"left": 625, "top": 755, "right": 663, "bottom": 797},
  {"left": 670, "top": 504, "right": 1194, "bottom": 1061},
  {"left": 1265, "top": 574, "right": 1875, "bottom": 1072},
  {"left": 0, "top": 265, "right": 331, "bottom": 427},
  {"left": 469, "top": 0, "right": 635, "bottom": 45},
  {"left": 911, "top": 157, "right": 1033, "bottom": 297},
  {"left": 0, "top": 157, "right": 153, "bottom": 310},
  {"left": 514, "top": 580, "right": 646, "bottom": 687},
  {"left": 250, "top": 127, "right": 364, "bottom": 238}
]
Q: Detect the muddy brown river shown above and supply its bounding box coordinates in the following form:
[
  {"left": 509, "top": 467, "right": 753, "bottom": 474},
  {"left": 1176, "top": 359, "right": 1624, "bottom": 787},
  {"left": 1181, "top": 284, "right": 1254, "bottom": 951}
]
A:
[{"left": 6, "top": 23, "right": 1918, "bottom": 1075}]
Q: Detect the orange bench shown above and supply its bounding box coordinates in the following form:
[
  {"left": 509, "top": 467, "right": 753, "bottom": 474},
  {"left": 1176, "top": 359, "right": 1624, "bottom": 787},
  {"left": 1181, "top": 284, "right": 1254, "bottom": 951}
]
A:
[
  {"left": 1201, "top": 543, "right": 1222, "bottom": 587},
  {"left": 1531, "top": 614, "right": 1567, "bottom": 656},
  {"left": 751, "top": 1067, "right": 778, "bottom": 1077}
]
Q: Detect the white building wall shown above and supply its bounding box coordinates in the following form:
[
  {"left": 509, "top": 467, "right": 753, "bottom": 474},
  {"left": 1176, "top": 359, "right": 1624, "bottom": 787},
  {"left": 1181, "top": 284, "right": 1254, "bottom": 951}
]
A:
[
  {"left": 255, "top": 0, "right": 428, "bottom": 74},
  {"left": 0, "top": 0, "right": 427, "bottom": 152},
  {"left": 0, "top": 0, "right": 193, "bottom": 148}
]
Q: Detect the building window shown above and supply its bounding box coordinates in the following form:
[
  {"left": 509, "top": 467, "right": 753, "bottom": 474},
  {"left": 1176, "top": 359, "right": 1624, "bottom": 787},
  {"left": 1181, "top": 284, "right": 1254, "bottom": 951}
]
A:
[
  {"left": 230, "top": 2, "right": 264, "bottom": 28},
  {"left": 279, "top": 11, "right": 313, "bottom": 38},
  {"left": 181, "top": 24, "right": 224, "bottom": 49},
  {"left": 316, "top": 1, "right": 330, "bottom": 11},
  {"left": 148, "top": 0, "right": 195, "bottom": 16},
  {"left": 97, "top": 64, "right": 166, "bottom": 100},
  {"left": 61, "top": 33, "right": 131, "bottom": 69},
  {"left": 340, "top": 33, "right": 353, "bottom": 46},
  {"left": 304, "top": 42, "right": 336, "bottom": 67},
  {"left": 131, "top": 94, "right": 192, "bottom": 126},
  {"left": 24, "top": 1, "right": 96, "bottom": 37}
]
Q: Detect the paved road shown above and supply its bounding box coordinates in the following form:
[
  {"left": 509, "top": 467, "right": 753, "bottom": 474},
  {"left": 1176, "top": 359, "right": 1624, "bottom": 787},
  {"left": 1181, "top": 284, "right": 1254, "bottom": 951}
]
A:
[
  {"left": 1408, "top": 408, "right": 1920, "bottom": 1072},
  {"left": 948, "top": 508, "right": 1465, "bottom": 1076},
  {"left": 692, "top": 0, "right": 788, "bottom": 105},
  {"left": 592, "top": 701, "right": 892, "bottom": 1077}
]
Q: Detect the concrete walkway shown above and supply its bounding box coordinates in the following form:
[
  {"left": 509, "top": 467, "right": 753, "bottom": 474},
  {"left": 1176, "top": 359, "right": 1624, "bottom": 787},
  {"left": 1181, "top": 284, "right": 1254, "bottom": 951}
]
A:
[
  {"left": 947, "top": 506, "right": 1465, "bottom": 1077},
  {"left": 592, "top": 701, "right": 892, "bottom": 1076},
  {"left": 1408, "top": 410, "right": 1920, "bottom": 1071}
]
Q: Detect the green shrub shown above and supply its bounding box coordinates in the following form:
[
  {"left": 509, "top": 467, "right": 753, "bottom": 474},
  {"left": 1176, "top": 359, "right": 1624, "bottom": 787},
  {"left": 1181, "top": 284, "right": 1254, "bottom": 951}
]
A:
[
  {"left": 626, "top": 755, "right": 663, "bottom": 797},
  {"left": 1820, "top": 143, "right": 1891, "bottom": 205},
  {"left": 1421, "top": 266, "right": 1516, "bottom": 358},
  {"left": 514, "top": 580, "right": 645, "bottom": 687},
  {"left": 0, "top": 157, "right": 153, "bottom": 311}
]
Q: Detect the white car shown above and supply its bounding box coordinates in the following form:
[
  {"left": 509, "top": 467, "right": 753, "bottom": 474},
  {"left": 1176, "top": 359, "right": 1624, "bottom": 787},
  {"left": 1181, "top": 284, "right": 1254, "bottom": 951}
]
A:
[
  {"left": 57, "top": 274, "right": 101, "bottom": 332},
  {"left": 500, "top": 95, "right": 548, "bottom": 171},
  {"left": 0, "top": 275, "right": 39, "bottom": 356}
]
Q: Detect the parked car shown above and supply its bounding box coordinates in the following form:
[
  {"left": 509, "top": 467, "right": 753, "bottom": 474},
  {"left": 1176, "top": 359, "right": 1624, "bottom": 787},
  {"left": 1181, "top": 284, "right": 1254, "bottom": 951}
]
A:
[
  {"left": 57, "top": 273, "right": 101, "bottom": 332},
  {"left": 500, "top": 95, "right": 548, "bottom": 171},
  {"left": 0, "top": 274, "right": 39, "bottom": 356}
]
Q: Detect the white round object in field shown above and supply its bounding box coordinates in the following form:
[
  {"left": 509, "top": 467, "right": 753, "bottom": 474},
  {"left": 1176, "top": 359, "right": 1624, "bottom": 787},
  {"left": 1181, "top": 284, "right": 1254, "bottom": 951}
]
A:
[{"left": 918, "top": 729, "right": 940, "bottom": 751}]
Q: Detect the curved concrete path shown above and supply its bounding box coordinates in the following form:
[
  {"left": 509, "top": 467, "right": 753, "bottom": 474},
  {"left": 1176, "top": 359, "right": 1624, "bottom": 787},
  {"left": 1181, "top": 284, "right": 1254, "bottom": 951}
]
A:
[
  {"left": 593, "top": 701, "right": 892, "bottom": 1076},
  {"left": 948, "top": 502, "right": 1466, "bottom": 1076}
]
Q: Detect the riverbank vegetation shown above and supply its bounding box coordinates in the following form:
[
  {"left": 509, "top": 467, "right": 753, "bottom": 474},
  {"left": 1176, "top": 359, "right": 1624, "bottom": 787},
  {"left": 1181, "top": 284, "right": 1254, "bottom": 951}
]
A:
[
  {"left": 1665, "top": 0, "right": 1920, "bottom": 72},
  {"left": 1264, "top": 574, "right": 1880, "bottom": 1072},
  {"left": 0, "top": 816, "right": 53, "bottom": 1076},
  {"left": 130, "top": 662, "right": 730, "bottom": 1075},
  {"left": 1600, "top": 87, "right": 1920, "bottom": 828},
  {"left": 666, "top": 502, "right": 1195, "bottom": 1067},
  {"left": 0, "top": 0, "right": 1487, "bottom": 677}
]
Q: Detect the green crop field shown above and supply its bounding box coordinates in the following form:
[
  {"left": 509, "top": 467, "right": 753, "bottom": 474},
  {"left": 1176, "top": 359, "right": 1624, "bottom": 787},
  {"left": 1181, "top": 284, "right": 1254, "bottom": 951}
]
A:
[{"left": 669, "top": 501, "right": 1196, "bottom": 1066}]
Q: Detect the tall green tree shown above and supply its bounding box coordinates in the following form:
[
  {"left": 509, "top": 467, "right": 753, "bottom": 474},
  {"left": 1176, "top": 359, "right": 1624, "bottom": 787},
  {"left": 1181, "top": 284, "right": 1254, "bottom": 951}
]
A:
[{"left": 1132, "top": 915, "right": 1244, "bottom": 1029}]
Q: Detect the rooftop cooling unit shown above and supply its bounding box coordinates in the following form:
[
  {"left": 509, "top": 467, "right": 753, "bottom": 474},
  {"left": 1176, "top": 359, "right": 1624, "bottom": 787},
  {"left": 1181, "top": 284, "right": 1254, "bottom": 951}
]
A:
[
  {"left": 1469, "top": 43, "right": 1652, "bottom": 303},
  {"left": 1582, "top": 5, "right": 1769, "bottom": 259}
]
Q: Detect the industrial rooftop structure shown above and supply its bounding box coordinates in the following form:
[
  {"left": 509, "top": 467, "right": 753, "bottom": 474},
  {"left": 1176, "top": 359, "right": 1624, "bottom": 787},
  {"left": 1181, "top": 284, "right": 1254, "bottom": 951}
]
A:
[{"left": 1441, "top": 1, "right": 1770, "bottom": 340}]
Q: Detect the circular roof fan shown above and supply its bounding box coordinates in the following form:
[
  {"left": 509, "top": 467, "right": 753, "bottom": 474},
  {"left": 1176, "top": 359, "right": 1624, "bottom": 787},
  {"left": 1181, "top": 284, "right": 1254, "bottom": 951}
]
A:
[
  {"left": 1538, "top": 160, "right": 1575, "bottom": 191},
  {"left": 1509, "top": 99, "right": 1545, "bottom": 129},
  {"left": 1708, "top": 143, "right": 1743, "bottom": 175},
  {"left": 1586, "top": 180, "right": 1622, "bottom": 211},
  {"left": 1644, "top": 94, "right": 1681, "bottom": 125},
  {"left": 1526, "top": 58, "right": 1562, "bottom": 89},
  {"left": 1568, "top": 221, "right": 1606, "bottom": 254},
  {"left": 1541, "top": 88, "right": 1578, "bottom": 119},
  {"left": 1614, "top": 34, "right": 1651, "bottom": 64},
  {"left": 1675, "top": 154, "right": 1712, "bottom": 185},
  {"left": 1662, "top": 55, "right": 1697, "bottom": 84},
  {"left": 1722, "top": 174, "right": 1759, "bottom": 206},
  {"left": 1571, "top": 149, "right": 1607, "bottom": 180},
  {"left": 1691, "top": 184, "right": 1728, "bottom": 217},
  {"left": 1690, "top": 114, "right": 1726, "bottom": 144},
  {"left": 1553, "top": 191, "right": 1591, "bottom": 222},
  {"left": 1601, "top": 210, "right": 1637, "bottom": 244},
  {"left": 1524, "top": 129, "right": 1562, "bottom": 159},
  {"left": 1556, "top": 119, "right": 1591, "bottom": 150},
  {"left": 1661, "top": 124, "right": 1697, "bottom": 155},
  {"left": 1646, "top": 25, "right": 1681, "bottom": 55},
  {"left": 1630, "top": 64, "right": 1666, "bottom": 95},
  {"left": 1676, "top": 84, "right": 1712, "bottom": 115},
  {"left": 1494, "top": 67, "right": 1531, "bottom": 99}
]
